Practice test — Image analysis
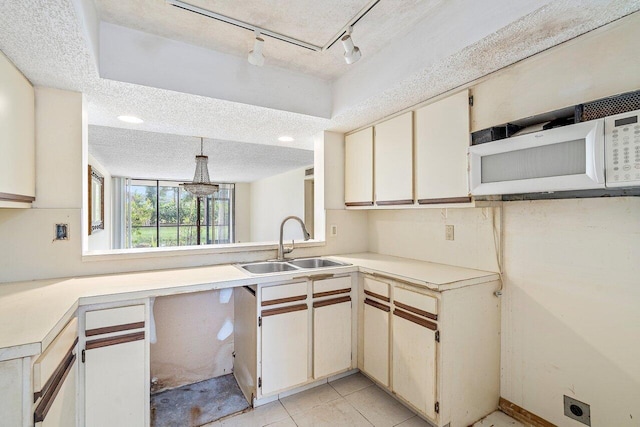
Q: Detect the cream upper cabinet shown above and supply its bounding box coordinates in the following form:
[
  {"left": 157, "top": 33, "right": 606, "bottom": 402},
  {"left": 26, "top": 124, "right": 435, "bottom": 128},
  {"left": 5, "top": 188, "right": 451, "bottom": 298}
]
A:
[
  {"left": 415, "top": 90, "right": 470, "bottom": 202},
  {"left": 345, "top": 127, "right": 374, "bottom": 206},
  {"left": 0, "top": 50, "right": 35, "bottom": 206},
  {"left": 374, "top": 112, "right": 414, "bottom": 205}
]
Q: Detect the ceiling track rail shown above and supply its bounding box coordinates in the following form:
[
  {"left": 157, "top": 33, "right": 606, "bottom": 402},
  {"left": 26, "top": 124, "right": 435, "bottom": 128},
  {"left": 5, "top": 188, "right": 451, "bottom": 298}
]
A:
[{"left": 166, "top": 0, "right": 381, "bottom": 52}]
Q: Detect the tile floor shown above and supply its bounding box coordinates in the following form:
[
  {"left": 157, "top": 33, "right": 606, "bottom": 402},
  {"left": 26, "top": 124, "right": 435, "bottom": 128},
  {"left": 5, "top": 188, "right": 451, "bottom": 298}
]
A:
[{"left": 202, "top": 373, "right": 523, "bottom": 427}]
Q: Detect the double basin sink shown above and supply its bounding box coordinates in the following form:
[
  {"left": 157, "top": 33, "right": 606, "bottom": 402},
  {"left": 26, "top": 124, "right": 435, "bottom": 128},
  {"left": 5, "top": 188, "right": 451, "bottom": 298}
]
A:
[{"left": 239, "top": 257, "right": 350, "bottom": 275}]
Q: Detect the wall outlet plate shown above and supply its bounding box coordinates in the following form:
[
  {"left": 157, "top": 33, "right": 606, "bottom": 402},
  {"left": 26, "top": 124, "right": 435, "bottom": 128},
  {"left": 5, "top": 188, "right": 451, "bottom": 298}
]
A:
[
  {"left": 564, "top": 395, "right": 591, "bottom": 426},
  {"left": 445, "top": 225, "right": 454, "bottom": 241},
  {"left": 330, "top": 224, "right": 338, "bottom": 237}
]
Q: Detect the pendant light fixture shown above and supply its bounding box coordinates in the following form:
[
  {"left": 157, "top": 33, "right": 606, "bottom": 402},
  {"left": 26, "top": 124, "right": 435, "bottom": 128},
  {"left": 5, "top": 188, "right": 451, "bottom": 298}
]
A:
[{"left": 180, "top": 137, "right": 219, "bottom": 198}]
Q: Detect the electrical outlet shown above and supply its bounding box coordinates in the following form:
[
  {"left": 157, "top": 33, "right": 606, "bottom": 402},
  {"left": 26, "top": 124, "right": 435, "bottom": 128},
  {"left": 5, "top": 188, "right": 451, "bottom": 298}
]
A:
[
  {"left": 54, "top": 224, "right": 69, "bottom": 241},
  {"left": 330, "top": 224, "right": 338, "bottom": 237},
  {"left": 445, "top": 225, "right": 454, "bottom": 241},
  {"left": 564, "top": 396, "right": 591, "bottom": 426}
]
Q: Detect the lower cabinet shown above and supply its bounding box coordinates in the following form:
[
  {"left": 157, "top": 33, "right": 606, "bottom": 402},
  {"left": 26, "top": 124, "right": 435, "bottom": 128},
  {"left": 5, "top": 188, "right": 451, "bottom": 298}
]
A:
[
  {"left": 33, "top": 316, "right": 78, "bottom": 427},
  {"left": 392, "top": 312, "right": 437, "bottom": 419},
  {"left": 359, "top": 274, "right": 501, "bottom": 427},
  {"left": 363, "top": 300, "right": 390, "bottom": 387},
  {"left": 36, "top": 356, "right": 77, "bottom": 427},
  {"left": 260, "top": 305, "right": 309, "bottom": 395},
  {"left": 253, "top": 275, "right": 355, "bottom": 400},
  {"left": 85, "top": 339, "right": 146, "bottom": 426},
  {"left": 80, "top": 303, "right": 149, "bottom": 427},
  {"left": 313, "top": 297, "right": 351, "bottom": 379}
]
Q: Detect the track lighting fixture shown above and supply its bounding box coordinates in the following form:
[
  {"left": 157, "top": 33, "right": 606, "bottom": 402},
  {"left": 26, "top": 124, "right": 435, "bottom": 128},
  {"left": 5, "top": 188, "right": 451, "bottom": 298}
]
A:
[
  {"left": 341, "top": 28, "right": 361, "bottom": 65},
  {"left": 248, "top": 35, "right": 265, "bottom": 66}
]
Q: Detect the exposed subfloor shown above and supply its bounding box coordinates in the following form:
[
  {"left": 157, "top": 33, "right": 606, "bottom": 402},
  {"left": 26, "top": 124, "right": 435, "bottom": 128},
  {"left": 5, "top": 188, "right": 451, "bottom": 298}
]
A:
[
  {"left": 201, "top": 373, "right": 524, "bottom": 427},
  {"left": 151, "top": 374, "right": 250, "bottom": 427}
]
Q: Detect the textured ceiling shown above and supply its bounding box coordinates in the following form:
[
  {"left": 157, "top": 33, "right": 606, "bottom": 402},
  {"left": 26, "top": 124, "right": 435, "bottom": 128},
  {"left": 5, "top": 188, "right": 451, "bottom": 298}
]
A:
[
  {"left": 0, "top": 0, "right": 638, "bottom": 173},
  {"left": 95, "top": 0, "right": 444, "bottom": 80},
  {"left": 89, "top": 126, "right": 314, "bottom": 182}
]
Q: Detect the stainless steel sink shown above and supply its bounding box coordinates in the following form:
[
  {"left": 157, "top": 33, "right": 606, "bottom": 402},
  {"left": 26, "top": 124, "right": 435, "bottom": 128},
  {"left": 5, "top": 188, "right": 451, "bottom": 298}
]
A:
[
  {"left": 239, "top": 262, "right": 298, "bottom": 274},
  {"left": 237, "top": 257, "right": 350, "bottom": 275},
  {"left": 288, "top": 258, "right": 347, "bottom": 269}
]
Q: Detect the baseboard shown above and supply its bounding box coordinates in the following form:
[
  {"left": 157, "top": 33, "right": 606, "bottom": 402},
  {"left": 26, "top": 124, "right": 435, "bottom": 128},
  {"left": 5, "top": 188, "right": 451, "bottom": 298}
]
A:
[{"left": 499, "top": 397, "right": 557, "bottom": 427}]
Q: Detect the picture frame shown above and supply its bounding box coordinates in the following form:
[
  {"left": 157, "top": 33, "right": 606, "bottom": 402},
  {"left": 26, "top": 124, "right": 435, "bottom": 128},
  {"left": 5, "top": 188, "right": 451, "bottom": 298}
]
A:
[{"left": 88, "top": 165, "right": 104, "bottom": 235}]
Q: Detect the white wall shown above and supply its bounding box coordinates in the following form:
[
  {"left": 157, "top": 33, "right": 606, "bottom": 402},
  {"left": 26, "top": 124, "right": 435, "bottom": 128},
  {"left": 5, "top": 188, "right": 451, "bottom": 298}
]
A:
[
  {"left": 87, "top": 154, "right": 111, "bottom": 251},
  {"left": 500, "top": 198, "right": 640, "bottom": 426},
  {"left": 234, "top": 182, "right": 251, "bottom": 243},
  {"left": 368, "top": 207, "right": 500, "bottom": 272},
  {"left": 248, "top": 167, "right": 307, "bottom": 243}
]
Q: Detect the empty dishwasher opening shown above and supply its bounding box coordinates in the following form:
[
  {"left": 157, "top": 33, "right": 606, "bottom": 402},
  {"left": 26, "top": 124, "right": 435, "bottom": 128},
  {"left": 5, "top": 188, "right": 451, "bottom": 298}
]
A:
[{"left": 150, "top": 288, "right": 250, "bottom": 427}]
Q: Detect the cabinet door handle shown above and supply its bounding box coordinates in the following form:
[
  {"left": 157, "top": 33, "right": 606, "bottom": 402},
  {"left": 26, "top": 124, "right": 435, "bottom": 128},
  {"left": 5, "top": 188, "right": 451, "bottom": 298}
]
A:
[
  {"left": 313, "top": 296, "right": 351, "bottom": 308},
  {"left": 34, "top": 352, "right": 76, "bottom": 423},
  {"left": 364, "top": 298, "right": 390, "bottom": 312},
  {"left": 313, "top": 288, "right": 351, "bottom": 298},
  {"left": 85, "top": 331, "right": 145, "bottom": 350},
  {"left": 364, "top": 289, "right": 390, "bottom": 303},
  {"left": 261, "top": 295, "right": 307, "bottom": 307},
  {"left": 393, "top": 309, "right": 437, "bottom": 330},
  {"left": 261, "top": 303, "right": 308, "bottom": 317},
  {"left": 85, "top": 321, "right": 145, "bottom": 337},
  {"left": 395, "top": 301, "right": 437, "bottom": 321}
]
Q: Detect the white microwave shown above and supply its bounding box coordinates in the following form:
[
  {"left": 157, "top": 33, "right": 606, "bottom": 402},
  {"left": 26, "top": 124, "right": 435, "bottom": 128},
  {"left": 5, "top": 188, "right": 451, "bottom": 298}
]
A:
[{"left": 468, "top": 109, "right": 640, "bottom": 195}]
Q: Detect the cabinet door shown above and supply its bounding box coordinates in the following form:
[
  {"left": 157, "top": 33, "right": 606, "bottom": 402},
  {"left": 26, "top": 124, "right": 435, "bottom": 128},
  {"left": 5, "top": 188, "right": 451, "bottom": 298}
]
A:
[
  {"left": 392, "top": 313, "right": 437, "bottom": 420},
  {"left": 261, "top": 306, "right": 308, "bottom": 395},
  {"left": 0, "top": 358, "right": 24, "bottom": 427},
  {"left": 85, "top": 339, "right": 146, "bottom": 427},
  {"left": 313, "top": 298, "right": 352, "bottom": 378},
  {"left": 36, "top": 357, "right": 77, "bottom": 427},
  {"left": 374, "top": 112, "right": 414, "bottom": 205},
  {"left": 0, "top": 50, "right": 35, "bottom": 204},
  {"left": 345, "top": 127, "right": 374, "bottom": 205},
  {"left": 415, "top": 90, "right": 470, "bottom": 201},
  {"left": 234, "top": 286, "right": 257, "bottom": 403},
  {"left": 363, "top": 300, "right": 390, "bottom": 387}
]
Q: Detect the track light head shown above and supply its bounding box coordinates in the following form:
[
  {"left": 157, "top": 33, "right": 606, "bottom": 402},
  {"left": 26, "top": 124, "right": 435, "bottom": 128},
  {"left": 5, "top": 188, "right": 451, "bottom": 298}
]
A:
[
  {"left": 248, "top": 36, "right": 265, "bottom": 66},
  {"left": 341, "top": 34, "right": 361, "bottom": 65}
]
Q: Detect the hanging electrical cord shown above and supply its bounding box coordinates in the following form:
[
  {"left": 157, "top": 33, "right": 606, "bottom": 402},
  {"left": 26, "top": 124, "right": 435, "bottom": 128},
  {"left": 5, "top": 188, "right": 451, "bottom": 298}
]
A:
[{"left": 491, "top": 205, "right": 505, "bottom": 296}]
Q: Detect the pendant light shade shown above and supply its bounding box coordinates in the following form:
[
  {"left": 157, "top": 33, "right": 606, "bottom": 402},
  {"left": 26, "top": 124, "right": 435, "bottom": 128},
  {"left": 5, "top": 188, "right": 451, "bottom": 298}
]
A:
[{"left": 180, "top": 137, "right": 219, "bottom": 198}]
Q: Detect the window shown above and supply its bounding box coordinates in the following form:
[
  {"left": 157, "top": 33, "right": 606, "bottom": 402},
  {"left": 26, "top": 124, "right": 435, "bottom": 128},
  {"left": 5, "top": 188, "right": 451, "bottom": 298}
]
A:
[{"left": 125, "top": 179, "right": 234, "bottom": 249}]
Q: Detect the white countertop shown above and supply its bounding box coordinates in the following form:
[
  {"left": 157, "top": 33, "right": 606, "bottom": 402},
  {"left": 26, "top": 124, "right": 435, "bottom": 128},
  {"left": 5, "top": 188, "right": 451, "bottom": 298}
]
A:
[{"left": 0, "top": 253, "right": 498, "bottom": 360}]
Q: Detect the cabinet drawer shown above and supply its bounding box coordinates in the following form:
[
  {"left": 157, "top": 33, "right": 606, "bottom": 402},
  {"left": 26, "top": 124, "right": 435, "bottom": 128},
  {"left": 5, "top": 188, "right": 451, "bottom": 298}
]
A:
[
  {"left": 261, "top": 282, "right": 307, "bottom": 306},
  {"left": 33, "top": 317, "right": 77, "bottom": 394},
  {"left": 363, "top": 277, "right": 390, "bottom": 302},
  {"left": 394, "top": 287, "right": 437, "bottom": 318},
  {"left": 85, "top": 305, "right": 145, "bottom": 332},
  {"left": 313, "top": 276, "right": 351, "bottom": 297}
]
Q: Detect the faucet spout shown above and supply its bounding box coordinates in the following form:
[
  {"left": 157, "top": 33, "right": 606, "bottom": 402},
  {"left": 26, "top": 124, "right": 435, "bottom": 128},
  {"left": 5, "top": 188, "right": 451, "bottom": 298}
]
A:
[{"left": 277, "top": 216, "right": 311, "bottom": 261}]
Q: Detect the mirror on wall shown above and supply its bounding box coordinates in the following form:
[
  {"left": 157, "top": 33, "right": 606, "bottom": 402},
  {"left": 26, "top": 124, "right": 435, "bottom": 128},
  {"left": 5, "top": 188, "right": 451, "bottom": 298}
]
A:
[
  {"left": 86, "top": 126, "right": 315, "bottom": 252},
  {"left": 88, "top": 164, "right": 104, "bottom": 235}
]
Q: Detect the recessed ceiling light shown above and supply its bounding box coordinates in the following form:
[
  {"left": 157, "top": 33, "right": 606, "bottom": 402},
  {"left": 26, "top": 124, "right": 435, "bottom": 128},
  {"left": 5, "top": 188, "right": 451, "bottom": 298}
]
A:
[
  {"left": 278, "top": 136, "right": 294, "bottom": 142},
  {"left": 118, "top": 115, "right": 144, "bottom": 124}
]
